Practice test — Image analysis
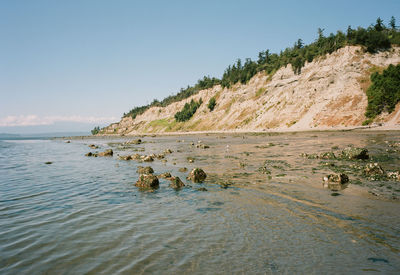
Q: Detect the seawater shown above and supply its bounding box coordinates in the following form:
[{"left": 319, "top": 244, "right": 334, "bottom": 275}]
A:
[{"left": 1, "top": 132, "right": 400, "bottom": 274}]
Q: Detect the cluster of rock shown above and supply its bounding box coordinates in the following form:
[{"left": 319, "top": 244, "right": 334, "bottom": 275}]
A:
[
  {"left": 134, "top": 167, "right": 207, "bottom": 190},
  {"left": 301, "top": 147, "right": 369, "bottom": 160},
  {"left": 85, "top": 149, "right": 113, "bottom": 157}
]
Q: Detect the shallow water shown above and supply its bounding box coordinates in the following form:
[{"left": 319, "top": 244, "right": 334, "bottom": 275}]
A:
[{"left": 1, "top": 131, "right": 400, "bottom": 274}]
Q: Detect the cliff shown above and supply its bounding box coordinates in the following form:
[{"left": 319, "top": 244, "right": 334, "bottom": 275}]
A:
[{"left": 102, "top": 46, "right": 400, "bottom": 135}]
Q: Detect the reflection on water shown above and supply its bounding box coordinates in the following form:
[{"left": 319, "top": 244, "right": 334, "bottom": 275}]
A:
[{"left": 0, "top": 131, "right": 399, "bottom": 274}]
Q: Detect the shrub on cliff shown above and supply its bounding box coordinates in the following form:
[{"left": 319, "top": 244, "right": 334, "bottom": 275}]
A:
[
  {"left": 365, "top": 64, "right": 400, "bottom": 119},
  {"left": 208, "top": 97, "right": 216, "bottom": 111},
  {"left": 175, "top": 99, "right": 202, "bottom": 122}
]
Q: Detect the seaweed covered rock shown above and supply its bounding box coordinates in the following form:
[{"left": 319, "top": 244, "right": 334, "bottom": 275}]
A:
[
  {"left": 364, "top": 163, "right": 385, "bottom": 176},
  {"left": 135, "top": 174, "right": 159, "bottom": 189},
  {"left": 323, "top": 173, "right": 349, "bottom": 191},
  {"left": 169, "top": 177, "right": 185, "bottom": 189},
  {"left": 137, "top": 166, "right": 154, "bottom": 175},
  {"left": 340, "top": 147, "right": 369, "bottom": 160},
  {"left": 188, "top": 168, "right": 207, "bottom": 183},
  {"left": 319, "top": 152, "right": 336, "bottom": 160},
  {"left": 98, "top": 149, "right": 113, "bottom": 157}
]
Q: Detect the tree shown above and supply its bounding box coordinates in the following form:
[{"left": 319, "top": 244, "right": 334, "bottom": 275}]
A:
[
  {"left": 91, "top": 126, "right": 100, "bottom": 135},
  {"left": 374, "top": 17, "right": 384, "bottom": 31},
  {"left": 390, "top": 16, "right": 396, "bottom": 30}
]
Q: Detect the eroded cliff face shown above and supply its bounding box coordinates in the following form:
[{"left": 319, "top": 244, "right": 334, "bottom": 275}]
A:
[{"left": 103, "top": 46, "right": 400, "bottom": 135}]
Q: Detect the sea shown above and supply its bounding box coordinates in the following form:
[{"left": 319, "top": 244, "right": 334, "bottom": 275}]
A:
[{"left": 1, "top": 131, "right": 399, "bottom": 274}]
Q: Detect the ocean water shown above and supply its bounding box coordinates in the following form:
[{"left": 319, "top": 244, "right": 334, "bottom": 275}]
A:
[{"left": 0, "top": 132, "right": 399, "bottom": 274}]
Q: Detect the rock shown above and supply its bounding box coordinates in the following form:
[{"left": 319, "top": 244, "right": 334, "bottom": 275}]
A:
[
  {"left": 158, "top": 172, "right": 172, "bottom": 179},
  {"left": 364, "top": 163, "right": 385, "bottom": 176},
  {"left": 196, "top": 187, "right": 208, "bottom": 192},
  {"left": 300, "top": 153, "right": 319, "bottom": 159},
  {"left": 258, "top": 166, "right": 271, "bottom": 174},
  {"left": 119, "top": 155, "right": 132, "bottom": 160},
  {"left": 164, "top": 149, "right": 173, "bottom": 154},
  {"left": 135, "top": 174, "right": 159, "bottom": 189},
  {"left": 323, "top": 173, "right": 349, "bottom": 191},
  {"left": 137, "top": 166, "right": 154, "bottom": 175},
  {"left": 179, "top": 167, "right": 188, "bottom": 173},
  {"left": 88, "top": 144, "right": 99, "bottom": 149},
  {"left": 169, "top": 177, "right": 185, "bottom": 189},
  {"left": 188, "top": 168, "right": 207, "bottom": 183},
  {"left": 319, "top": 152, "right": 336, "bottom": 159},
  {"left": 65, "top": 140, "right": 71, "bottom": 143},
  {"left": 143, "top": 155, "right": 154, "bottom": 162},
  {"left": 132, "top": 154, "right": 141, "bottom": 160},
  {"left": 196, "top": 144, "right": 210, "bottom": 149},
  {"left": 387, "top": 171, "right": 400, "bottom": 181},
  {"left": 98, "top": 149, "right": 113, "bottom": 157},
  {"left": 340, "top": 147, "right": 369, "bottom": 160},
  {"left": 155, "top": 154, "right": 165, "bottom": 159},
  {"left": 187, "top": 157, "right": 195, "bottom": 163},
  {"left": 127, "top": 139, "right": 142, "bottom": 145},
  {"left": 219, "top": 182, "right": 232, "bottom": 189},
  {"left": 45, "top": 161, "right": 52, "bottom": 165},
  {"left": 85, "top": 152, "right": 98, "bottom": 157}
]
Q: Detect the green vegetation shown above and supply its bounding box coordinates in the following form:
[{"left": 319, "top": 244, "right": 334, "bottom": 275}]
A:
[
  {"left": 207, "top": 97, "right": 216, "bottom": 111},
  {"left": 365, "top": 64, "right": 400, "bottom": 119},
  {"left": 221, "top": 17, "right": 399, "bottom": 87},
  {"left": 122, "top": 17, "right": 399, "bottom": 120},
  {"left": 174, "top": 99, "right": 203, "bottom": 122},
  {"left": 91, "top": 126, "right": 100, "bottom": 135},
  {"left": 124, "top": 76, "right": 219, "bottom": 119}
]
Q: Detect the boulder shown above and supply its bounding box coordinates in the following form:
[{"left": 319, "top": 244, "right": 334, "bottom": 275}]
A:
[
  {"left": 88, "top": 144, "right": 99, "bottom": 149},
  {"left": 323, "top": 173, "right": 349, "bottom": 191},
  {"left": 364, "top": 163, "right": 385, "bottom": 176},
  {"left": 85, "top": 152, "right": 98, "bottom": 157},
  {"left": 169, "top": 177, "right": 185, "bottom": 189},
  {"left": 135, "top": 174, "right": 159, "bottom": 188},
  {"left": 188, "top": 168, "right": 207, "bottom": 183},
  {"left": 340, "top": 147, "right": 369, "bottom": 160},
  {"left": 164, "top": 149, "right": 173, "bottom": 154},
  {"left": 137, "top": 166, "right": 154, "bottom": 175},
  {"left": 98, "top": 149, "right": 113, "bottom": 157}
]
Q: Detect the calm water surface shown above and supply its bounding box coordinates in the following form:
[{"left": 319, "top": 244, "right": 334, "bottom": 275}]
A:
[{"left": 1, "top": 131, "right": 399, "bottom": 274}]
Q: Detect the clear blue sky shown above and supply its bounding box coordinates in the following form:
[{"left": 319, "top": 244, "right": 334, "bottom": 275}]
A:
[{"left": 0, "top": 0, "right": 399, "bottom": 133}]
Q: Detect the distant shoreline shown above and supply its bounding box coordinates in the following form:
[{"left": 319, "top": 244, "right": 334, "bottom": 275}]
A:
[{"left": 56, "top": 125, "right": 400, "bottom": 140}]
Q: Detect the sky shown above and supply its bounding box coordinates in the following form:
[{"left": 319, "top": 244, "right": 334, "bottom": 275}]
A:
[{"left": 1, "top": 0, "right": 399, "bottom": 133}]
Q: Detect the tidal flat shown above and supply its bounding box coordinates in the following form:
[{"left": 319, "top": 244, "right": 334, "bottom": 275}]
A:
[{"left": 1, "top": 130, "right": 400, "bottom": 274}]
